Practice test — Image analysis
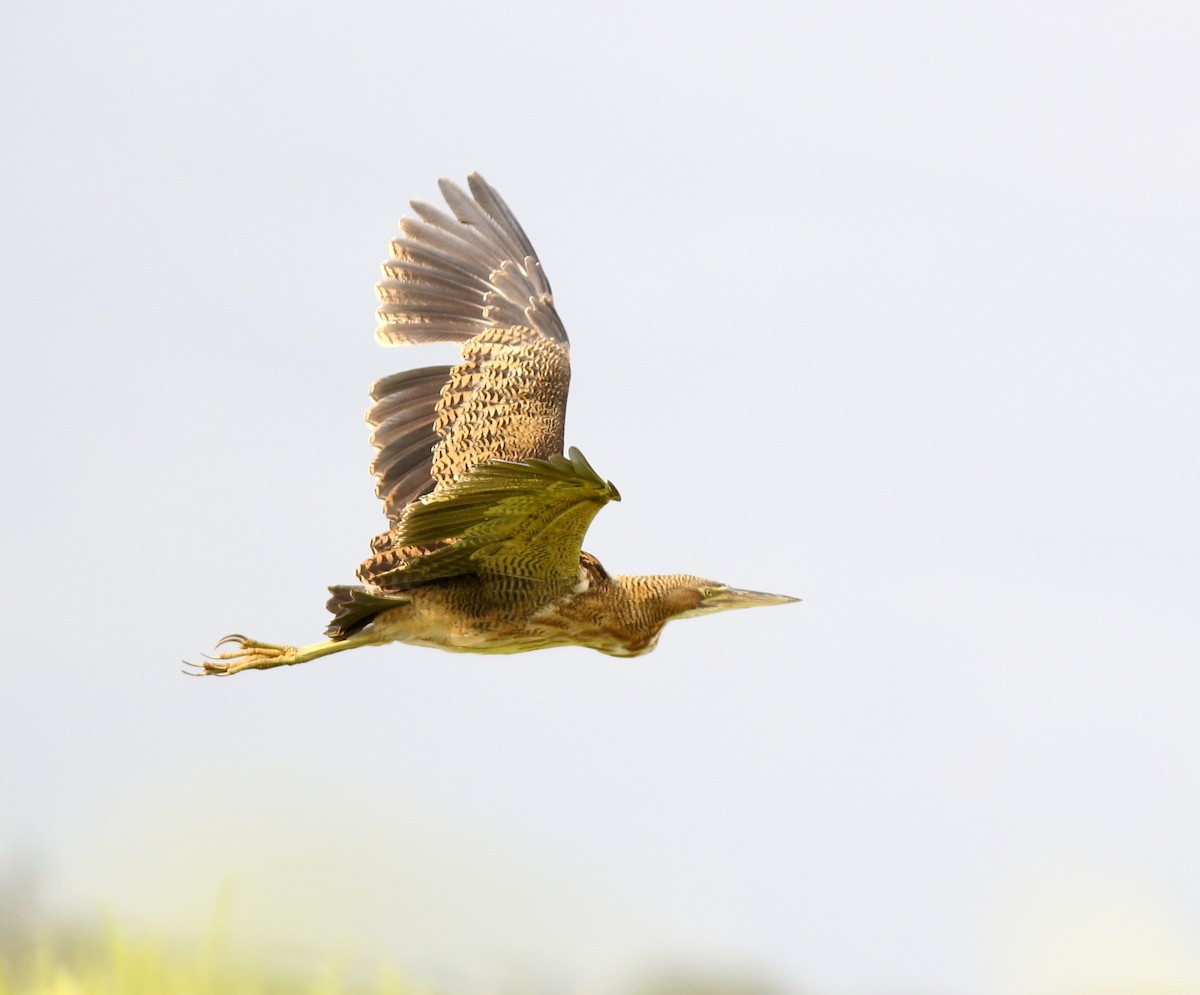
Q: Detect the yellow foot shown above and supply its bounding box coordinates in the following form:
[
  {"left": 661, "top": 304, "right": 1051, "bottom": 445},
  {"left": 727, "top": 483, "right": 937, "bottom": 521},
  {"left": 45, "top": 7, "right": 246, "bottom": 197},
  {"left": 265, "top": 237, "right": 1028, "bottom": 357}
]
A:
[{"left": 186, "top": 633, "right": 300, "bottom": 676}]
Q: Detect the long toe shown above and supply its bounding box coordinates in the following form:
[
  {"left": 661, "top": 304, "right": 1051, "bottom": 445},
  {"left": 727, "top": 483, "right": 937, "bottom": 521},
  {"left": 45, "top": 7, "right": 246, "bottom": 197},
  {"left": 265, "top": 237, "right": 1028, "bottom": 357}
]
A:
[{"left": 186, "top": 636, "right": 299, "bottom": 675}]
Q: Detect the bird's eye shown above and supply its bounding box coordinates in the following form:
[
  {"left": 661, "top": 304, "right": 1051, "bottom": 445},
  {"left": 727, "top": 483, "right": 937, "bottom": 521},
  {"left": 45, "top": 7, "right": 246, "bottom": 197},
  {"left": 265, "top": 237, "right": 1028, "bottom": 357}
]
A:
[{"left": 701, "top": 586, "right": 721, "bottom": 599}]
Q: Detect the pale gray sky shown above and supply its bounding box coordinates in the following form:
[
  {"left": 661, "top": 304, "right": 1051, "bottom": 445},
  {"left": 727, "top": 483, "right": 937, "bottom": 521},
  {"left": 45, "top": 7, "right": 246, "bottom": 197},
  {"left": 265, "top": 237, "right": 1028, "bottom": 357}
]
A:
[{"left": 3, "top": 3, "right": 1200, "bottom": 993}]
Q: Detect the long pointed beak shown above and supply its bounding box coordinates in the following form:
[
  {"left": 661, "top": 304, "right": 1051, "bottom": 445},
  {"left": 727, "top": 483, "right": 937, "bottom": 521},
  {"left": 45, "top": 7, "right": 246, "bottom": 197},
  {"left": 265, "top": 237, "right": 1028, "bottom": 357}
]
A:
[{"left": 708, "top": 587, "right": 801, "bottom": 612}]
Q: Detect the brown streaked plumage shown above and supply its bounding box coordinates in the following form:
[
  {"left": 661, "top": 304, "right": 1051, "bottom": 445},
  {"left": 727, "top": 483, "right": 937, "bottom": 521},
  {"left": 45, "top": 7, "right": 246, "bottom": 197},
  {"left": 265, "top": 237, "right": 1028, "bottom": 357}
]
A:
[{"left": 191, "top": 174, "right": 796, "bottom": 676}]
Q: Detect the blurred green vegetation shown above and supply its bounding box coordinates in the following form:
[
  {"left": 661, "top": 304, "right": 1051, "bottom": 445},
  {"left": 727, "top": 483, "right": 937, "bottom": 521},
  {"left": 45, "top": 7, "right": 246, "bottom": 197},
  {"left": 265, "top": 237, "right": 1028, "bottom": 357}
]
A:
[
  {"left": 0, "top": 909, "right": 413, "bottom": 995},
  {"left": 0, "top": 859, "right": 787, "bottom": 995}
]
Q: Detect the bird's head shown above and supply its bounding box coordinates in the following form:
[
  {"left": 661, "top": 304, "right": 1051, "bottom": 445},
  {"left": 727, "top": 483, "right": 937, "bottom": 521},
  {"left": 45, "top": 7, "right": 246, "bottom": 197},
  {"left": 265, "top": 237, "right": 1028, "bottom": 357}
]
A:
[
  {"left": 669, "top": 577, "right": 799, "bottom": 619},
  {"left": 627, "top": 574, "right": 799, "bottom": 621},
  {"left": 597, "top": 574, "right": 799, "bottom": 657}
]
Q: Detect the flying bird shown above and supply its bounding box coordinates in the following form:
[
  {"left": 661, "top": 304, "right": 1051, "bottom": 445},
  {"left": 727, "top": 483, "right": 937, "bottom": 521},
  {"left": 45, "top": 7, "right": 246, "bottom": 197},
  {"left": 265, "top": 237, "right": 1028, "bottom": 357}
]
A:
[{"left": 193, "top": 174, "right": 796, "bottom": 675}]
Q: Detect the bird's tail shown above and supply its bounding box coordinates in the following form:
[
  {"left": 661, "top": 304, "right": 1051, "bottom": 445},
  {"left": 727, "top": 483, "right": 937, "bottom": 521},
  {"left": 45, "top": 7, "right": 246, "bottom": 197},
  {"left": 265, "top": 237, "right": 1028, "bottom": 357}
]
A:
[{"left": 325, "top": 585, "right": 409, "bottom": 640}]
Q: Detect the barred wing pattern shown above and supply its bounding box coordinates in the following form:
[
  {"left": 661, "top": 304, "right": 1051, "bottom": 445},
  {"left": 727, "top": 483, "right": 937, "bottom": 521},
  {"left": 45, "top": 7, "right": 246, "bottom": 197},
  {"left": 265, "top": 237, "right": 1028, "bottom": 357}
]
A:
[
  {"left": 366, "top": 365, "right": 450, "bottom": 519},
  {"left": 367, "top": 173, "right": 571, "bottom": 524},
  {"left": 361, "top": 449, "right": 619, "bottom": 594}
]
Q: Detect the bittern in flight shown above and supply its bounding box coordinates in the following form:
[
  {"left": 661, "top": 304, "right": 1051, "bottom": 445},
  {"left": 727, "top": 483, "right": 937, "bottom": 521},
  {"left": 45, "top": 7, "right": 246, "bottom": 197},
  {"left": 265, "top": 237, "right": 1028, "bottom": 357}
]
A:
[{"left": 193, "top": 175, "right": 796, "bottom": 675}]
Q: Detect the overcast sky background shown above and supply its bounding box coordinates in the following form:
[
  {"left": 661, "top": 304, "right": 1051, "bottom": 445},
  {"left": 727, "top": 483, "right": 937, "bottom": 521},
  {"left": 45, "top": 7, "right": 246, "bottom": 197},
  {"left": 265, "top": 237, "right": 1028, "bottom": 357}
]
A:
[{"left": 3, "top": 3, "right": 1200, "bottom": 994}]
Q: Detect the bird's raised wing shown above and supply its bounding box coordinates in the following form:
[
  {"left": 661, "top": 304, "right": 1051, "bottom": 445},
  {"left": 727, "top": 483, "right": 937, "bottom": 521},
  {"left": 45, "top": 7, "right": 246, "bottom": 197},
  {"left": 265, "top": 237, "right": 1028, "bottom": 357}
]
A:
[
  {"left": 367, "top": 173, "right": 571, "bottom": 523},
  {"left": 358, "top": 448, "right": 619, "bottom": 595}
]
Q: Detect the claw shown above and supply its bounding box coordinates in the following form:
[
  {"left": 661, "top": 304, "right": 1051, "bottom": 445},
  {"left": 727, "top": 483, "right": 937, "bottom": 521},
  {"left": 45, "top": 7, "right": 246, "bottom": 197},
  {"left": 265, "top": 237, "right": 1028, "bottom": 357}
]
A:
[
  {"left": 181, "top": 659, "right": 225, "bottom": 677},
  {"left": 185, "top": 633, "right": 299, "bottom": 676}
]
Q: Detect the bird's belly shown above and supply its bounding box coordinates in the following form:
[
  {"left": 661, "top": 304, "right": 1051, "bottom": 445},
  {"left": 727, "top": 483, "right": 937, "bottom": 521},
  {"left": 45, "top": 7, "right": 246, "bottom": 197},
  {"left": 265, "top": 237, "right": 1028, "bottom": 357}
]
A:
[
  {"left": 367, "top": 602, "right": 644, "bottom": 656},
  {"left": 367, "top": 605, "right": 573, "bottom": 655},
  {"left": 402, "top": 624, "right": 583, "bottom": 655}
]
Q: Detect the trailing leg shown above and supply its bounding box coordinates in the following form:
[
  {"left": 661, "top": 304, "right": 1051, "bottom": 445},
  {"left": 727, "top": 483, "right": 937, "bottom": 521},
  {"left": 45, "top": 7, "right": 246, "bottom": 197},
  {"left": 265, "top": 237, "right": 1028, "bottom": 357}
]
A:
[{"left": 187, "top": 629, "right": 387, "bottom": 676}]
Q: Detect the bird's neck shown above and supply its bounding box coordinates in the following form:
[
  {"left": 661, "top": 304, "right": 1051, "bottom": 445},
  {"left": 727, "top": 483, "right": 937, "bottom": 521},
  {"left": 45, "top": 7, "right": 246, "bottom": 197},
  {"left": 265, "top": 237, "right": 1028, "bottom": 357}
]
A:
[{"left": 547, "top": 574, "right": 683, "bottom": 657}]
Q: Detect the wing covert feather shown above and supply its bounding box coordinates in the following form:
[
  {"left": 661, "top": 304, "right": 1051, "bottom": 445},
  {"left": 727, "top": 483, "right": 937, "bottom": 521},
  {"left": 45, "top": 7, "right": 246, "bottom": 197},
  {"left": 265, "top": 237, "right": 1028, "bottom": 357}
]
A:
[{"left": 366, "top": 448, "right": 619, "bottom": 591}]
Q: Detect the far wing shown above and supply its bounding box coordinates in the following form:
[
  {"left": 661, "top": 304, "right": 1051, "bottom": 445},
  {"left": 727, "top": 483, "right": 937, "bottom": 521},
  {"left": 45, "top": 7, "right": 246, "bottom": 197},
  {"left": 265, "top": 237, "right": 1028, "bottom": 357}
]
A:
[
  {"left": 366, "top": 365, "right": 449, "bottom": 518},
  {"left": 358, "top": 448, "right": 619, "bottom": 594},
  {"left": 368, "top": 174, "right": 571, "bottom": 523}
]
